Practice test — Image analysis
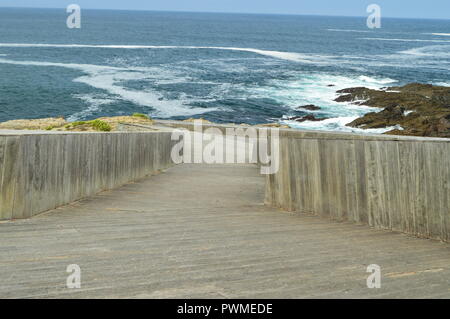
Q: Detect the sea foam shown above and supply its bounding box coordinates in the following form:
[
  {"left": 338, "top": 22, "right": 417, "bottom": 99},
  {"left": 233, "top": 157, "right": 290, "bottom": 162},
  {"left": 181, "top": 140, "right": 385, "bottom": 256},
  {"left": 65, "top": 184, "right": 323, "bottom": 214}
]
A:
[
  {"left": 0, "top": 43, "right": 339, "bottom": 65},
  {"left": 0, "top": 57, "right": 218, "bottom": 117},
  {"left": 360, "top": 37, "right": 450, "bottom": 43}
]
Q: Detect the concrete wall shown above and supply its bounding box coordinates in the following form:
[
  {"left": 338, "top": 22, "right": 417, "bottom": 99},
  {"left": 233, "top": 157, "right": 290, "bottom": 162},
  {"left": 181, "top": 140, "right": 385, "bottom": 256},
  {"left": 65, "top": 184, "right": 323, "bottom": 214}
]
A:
[
  {"left": 265, "top": 129, "right": 450, "bottom": 242},
  {"left": 0, "top": 131, "right": 176, "bottom": 220}
]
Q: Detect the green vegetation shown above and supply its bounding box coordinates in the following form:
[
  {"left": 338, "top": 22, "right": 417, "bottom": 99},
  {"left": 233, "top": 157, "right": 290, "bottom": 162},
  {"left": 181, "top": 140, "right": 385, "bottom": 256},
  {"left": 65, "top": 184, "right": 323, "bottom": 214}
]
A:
[
  {"left": 45, "top": 125, "right": 55, "bottom": 131},
  {"left": 63, "top": 119, "right": 111, "bottom": 132},
  {"left": 90, "top": 119, "right": 112, "bottom": 132},
  {"left": 132, "top": 113, "right": 150, "bottom": 120},
  {"left": 71, "top": 121, "right": 87, "bottom": 127}
]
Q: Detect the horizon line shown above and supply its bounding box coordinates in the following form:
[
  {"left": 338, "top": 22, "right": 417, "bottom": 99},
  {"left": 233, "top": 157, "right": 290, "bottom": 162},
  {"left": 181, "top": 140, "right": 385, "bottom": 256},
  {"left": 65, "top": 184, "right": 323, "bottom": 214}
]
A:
[{"left": 0, "top": 6, "right": 449, "bottom": 21}]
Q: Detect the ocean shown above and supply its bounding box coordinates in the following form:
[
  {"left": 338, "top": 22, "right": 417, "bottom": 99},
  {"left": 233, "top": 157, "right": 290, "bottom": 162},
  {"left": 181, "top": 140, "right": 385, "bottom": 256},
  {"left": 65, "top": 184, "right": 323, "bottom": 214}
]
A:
[{"left": 0, "top": 7, "right": 449, "bottom": 133}]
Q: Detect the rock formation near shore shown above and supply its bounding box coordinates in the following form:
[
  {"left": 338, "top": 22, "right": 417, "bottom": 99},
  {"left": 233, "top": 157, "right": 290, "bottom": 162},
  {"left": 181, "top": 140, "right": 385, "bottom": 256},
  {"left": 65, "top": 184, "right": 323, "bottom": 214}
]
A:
[
  {"left": 0, "top": 115, "right": 154, "bottom": 132},
  {"left": 286, "top": 114, "right": 329, "bottom": 123},
  {"left": 296, "top": 104, "right": 321, "bottom": 111},
  {"left": 335, "top": 83, "right": 450, "bottom": 137},
  {"left": 2, "top": 83, "right": 449, "bottom": 138}
]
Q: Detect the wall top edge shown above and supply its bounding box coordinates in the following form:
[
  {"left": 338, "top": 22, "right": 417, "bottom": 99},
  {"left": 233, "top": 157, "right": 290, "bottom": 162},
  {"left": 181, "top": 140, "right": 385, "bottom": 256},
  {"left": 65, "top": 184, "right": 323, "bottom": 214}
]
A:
[
  {"left": 0, "top": 130, "right": 172, "bottom": 137},
  {"left": 156, "top": 120, "right": 450, "bottom": 143}
]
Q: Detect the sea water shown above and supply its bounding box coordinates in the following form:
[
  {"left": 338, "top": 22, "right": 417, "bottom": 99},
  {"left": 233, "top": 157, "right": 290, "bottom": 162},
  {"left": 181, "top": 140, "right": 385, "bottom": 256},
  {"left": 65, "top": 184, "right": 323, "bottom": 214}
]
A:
[{"left": 0, "top": 8, "right": 449, "bottom": 133}]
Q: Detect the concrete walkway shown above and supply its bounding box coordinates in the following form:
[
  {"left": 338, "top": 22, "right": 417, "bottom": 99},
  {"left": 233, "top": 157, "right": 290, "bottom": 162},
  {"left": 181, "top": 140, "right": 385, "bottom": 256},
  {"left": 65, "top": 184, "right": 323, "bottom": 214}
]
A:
[{"left": 0, "top": 164, "right": 449, "bottom": 298}]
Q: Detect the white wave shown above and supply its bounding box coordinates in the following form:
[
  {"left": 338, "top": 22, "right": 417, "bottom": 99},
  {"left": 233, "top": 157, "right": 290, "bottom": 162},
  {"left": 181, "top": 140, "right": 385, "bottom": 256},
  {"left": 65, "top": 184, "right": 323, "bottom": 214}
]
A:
[
  {"left": 358, "top": 75, "right": 397, "bottom": 84},
  {"left": 0, "top": 43, "right": 180, "bottom": 49},
  {"left": 327, "top": 29, "right": 373, "bottom": 33},
  {"left": 73, "top": 71, "right": 217, "bottom": 118},
  {"left": 67, "top": 94, "right": 116, "bottom": 121},
  {"left": 282, "top": 116, "right": 399, "bottom": 134},
  {"left": 360, "top": 37, "right": 450, "bottom": 43},
  {"left": 219, "top": 47, "right": 332, "bottom": 64},
  {"left": 248, "top": 73, "right": 396, "bottom": 124},
  {"left": 0, "top": 57, "right": 217, "bottom": 117},
  {"left": 399, "top": 45, "right": 450, "bottom": 58},
  {"left": 0, "top": 57, "right": 123, "bottom": 70},
  {"left": 426, "top": 33, "right": 450, "bottom": 37},
  {"left": 0, "top": 43, "right": 335, "bottom": 64}
]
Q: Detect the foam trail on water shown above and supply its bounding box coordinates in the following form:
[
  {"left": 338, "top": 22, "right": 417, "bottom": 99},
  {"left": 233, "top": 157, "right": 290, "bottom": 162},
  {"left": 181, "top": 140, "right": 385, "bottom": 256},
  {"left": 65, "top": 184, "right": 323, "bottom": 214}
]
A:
[
  {"left": 248, "top": 72, "right": 398, "bottom": 133},
  {"left": 282, "top": 116, "right": 401, "bottom": 134},
  {"left": 399, "top": 45, "right": 450, "bottom": 58},
  {"left": 327, "top": 29, "right": 373, "bottom": 33},
  {"left": 360, "top": 38, "right": 450, "bottom": 43},
  {"left": 0, "top": 57, "right": 218, "bottom": 117},
  {"left": 249, "top": 73, "right": 397, "bottom": 109},
  {"left": 426, "top": 33, "right": 450, "bottom": 36},
  {"left": 0, "top": 43, "right": 334, "bottom": 64},
  {"left": 0, "top": 57, "right": 123, "bottom": 70},
  {"left": 67, "top": 94, "right": 116, "bottom": 121},
  {"left": 357, "top": 75, "right": 397, "bottom": 84}
]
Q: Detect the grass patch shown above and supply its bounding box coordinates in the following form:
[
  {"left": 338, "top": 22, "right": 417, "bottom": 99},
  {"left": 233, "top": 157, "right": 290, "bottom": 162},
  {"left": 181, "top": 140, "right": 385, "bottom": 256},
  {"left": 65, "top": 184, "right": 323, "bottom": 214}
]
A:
[
  {"left": 90, "top": 119, "right": 112, "bottom": 132},
  {"left": 64, "top": 119, "right": 112, "bottom": 132},
  {"left": 71, "top": 121, "right": 87, "bottom": 127},
  {"left": 132, "top": 113, "right": 150, "bottom": 120}
]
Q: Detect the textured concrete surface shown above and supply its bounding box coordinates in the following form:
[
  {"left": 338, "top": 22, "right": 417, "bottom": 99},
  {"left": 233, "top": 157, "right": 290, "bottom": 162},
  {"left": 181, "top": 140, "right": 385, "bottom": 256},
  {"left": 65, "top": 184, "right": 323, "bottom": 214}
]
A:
[
  {"left": 265, "top": 132, "right": 450, "bottom": 242},
  {"left": 0, "top": 131, "right": 175, "bottom": 220},
  {"left": 152, "top": 120, "right": 450, "bottom": 241},
  {"left": 0, "top": 164, "right": 449, "bottom": 299}
]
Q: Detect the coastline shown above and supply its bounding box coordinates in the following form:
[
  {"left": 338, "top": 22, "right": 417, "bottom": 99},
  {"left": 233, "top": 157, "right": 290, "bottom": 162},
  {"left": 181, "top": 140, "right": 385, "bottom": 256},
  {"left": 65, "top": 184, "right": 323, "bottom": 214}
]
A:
[{"left": 2, "top": 83, "right": 449, "bottom": 138}]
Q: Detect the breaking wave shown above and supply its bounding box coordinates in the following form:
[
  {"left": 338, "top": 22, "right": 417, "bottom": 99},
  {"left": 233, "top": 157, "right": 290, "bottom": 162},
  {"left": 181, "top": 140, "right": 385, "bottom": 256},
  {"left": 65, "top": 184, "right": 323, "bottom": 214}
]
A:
[
  {"left": 0, "top": 43, "right": 336, "bottom": 64},
  {"left": 327, "top": 29, "right": 373, "bottom": 33},
  {"left": 282, "top": 116, "right": 401, "bottom": 134},
  {"left": 426, "top": 33, "right": 450, "bottom": 36},
  {"left": 360, "top": 37, "right": 450, "bottom": 43},
  {"left": 399, "top": 45, "right": 450, "bottom": 58}
]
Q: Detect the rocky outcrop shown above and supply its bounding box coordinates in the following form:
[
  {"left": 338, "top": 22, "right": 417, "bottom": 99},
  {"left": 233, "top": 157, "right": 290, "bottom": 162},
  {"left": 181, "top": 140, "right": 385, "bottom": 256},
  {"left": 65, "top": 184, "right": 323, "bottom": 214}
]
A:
[
  {"left": 335, "top": 83, "right": 450, "bottom": 137},
  {"left": 0, "top": 117, "right": 67, "bottom": 130},
  {"left": 0, "top": 115, "right": 154, "bottom": 132}
]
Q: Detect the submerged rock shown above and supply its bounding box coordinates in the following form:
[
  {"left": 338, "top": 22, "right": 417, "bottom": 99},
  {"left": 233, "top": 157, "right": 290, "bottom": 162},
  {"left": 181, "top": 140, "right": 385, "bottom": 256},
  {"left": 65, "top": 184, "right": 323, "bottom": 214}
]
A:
[
  {"left": 297, "top": 104, "right": 321, "bottom": 111},
  {"left": 287, "top": 114, "right": 329, "bottom": 123},
  {"left": 334, "top": 83, "right": 450, "bottom": 137}
]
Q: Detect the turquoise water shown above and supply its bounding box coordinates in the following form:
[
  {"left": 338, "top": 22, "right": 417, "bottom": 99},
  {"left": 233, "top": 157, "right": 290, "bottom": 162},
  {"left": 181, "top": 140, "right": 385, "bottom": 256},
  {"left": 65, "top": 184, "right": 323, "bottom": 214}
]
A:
[{"left": 0, "top": 8, "right": 449, "bottom": 132}]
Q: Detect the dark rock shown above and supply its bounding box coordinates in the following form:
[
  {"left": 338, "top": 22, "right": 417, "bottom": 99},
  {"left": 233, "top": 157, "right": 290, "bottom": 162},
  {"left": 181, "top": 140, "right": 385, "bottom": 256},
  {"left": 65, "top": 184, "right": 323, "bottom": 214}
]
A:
[
  {"left": 327, "top": 84, "right": 335, "bottom": 87},
  {"left": 296, "top": 104, "right": 321, "bottom": 111},
  {"left": 336, "top": 83, "right": 450, "bottom": 137},
  {"left": 288, "top": 115, "right": 329, "bottom": 123}
]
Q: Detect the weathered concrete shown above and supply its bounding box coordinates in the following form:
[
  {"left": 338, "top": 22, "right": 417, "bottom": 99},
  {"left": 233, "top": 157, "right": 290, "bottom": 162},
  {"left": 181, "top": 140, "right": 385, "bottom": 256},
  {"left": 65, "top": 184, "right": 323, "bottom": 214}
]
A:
[
  {"left": 0, "top": 164, "right": 449, "bottom": 299},
  {"left": 148, "top": 121, "right": 450, "bottom": 242},
  {"left": 0, "top": 131, "right": 175, "bottom": 220},
  {"left": 1, "top": 123, "right": 449, "bottom": 298},
  {"left": 265, "top": 129, "right": 450, "bottom": 242}
]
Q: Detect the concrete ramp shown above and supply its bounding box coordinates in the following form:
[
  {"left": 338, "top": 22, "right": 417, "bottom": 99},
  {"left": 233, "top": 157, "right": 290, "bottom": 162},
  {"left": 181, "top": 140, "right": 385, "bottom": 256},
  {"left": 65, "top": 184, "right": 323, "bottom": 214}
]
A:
[{"left": 0, "top": 164, "right": 449, "bottom": 298}]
